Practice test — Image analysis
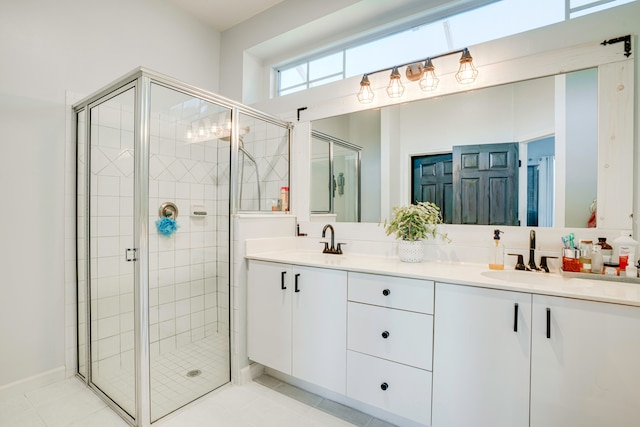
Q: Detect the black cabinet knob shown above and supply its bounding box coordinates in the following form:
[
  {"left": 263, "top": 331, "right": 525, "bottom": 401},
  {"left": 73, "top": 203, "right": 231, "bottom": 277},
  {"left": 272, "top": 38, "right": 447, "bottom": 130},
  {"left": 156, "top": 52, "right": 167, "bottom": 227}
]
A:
[
  {"left": 382, "top": 289, "right": 390, "bottom": 296},
  {"left": 380, "top": 382, "right": 389, "bottom": 391},
  {"left": 381, "top": 331, "right": 390, "bottom": 339}
]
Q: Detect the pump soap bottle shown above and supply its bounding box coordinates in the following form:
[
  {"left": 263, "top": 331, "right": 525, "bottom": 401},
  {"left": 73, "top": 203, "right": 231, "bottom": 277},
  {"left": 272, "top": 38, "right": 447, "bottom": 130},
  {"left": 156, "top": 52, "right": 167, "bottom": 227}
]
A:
[{"left": 489, "top": 229, "right": 505, "bottom": 270}]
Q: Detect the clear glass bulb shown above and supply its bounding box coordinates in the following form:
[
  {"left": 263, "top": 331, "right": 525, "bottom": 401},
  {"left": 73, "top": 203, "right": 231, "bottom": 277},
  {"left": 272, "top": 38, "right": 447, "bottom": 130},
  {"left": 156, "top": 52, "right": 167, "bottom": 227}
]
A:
[{"left": 386, "top": 68, "right": 405, "bottom": 98}]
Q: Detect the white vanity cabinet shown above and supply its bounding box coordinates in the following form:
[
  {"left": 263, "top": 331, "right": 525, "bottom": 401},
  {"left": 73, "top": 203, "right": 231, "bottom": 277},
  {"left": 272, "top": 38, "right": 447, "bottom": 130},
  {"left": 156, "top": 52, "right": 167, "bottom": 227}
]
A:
[
  {"left": 346, "top": 272, "right": 434, "bottom": 426},
  {"left": 433, "top": 282, "right": 640, "bottom": 427},
  {"left": 247, "top": 260, "right": 347, "bottom": 394},
  {"left": 432, "top": 282, "right": 532, "bottom": 427},
  {"left": 530, "top": 295, "right": 640, "bottom": 427}
]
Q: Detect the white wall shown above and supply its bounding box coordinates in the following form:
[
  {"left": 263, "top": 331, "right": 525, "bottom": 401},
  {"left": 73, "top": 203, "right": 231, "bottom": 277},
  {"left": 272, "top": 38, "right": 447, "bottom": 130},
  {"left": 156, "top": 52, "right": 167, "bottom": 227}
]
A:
[{"left": 0, "top": 0, "right": 220, "bottom": 389}]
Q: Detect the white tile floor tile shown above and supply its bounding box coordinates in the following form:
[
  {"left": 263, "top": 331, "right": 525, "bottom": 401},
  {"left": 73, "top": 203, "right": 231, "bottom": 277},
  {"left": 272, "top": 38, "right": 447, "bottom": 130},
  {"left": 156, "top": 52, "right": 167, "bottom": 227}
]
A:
[{"left": 0, "top": 377, "right": 362, "bottom": 427}]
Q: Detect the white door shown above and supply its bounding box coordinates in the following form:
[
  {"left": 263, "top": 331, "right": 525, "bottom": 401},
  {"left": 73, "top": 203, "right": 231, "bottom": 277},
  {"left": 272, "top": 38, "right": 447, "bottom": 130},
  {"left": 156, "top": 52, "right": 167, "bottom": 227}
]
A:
[
  {"left": 432, "top": 283, "right": 531, "bottom": 427},
  {"left": 292, "top": 266, "right": 348, "bottom": 394},
  {"left": 531, "top": 295, "right": 640, "bottom": 427},
  {"left": 247, "top": 261, "right": 292, "bottom": 375}
]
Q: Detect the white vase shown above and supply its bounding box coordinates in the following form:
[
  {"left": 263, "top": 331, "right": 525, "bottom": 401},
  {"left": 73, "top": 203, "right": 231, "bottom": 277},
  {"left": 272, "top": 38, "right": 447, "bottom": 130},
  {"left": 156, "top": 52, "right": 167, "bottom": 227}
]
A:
[{"left": 398, "top": 239, "right": 424, "bottom": 263}]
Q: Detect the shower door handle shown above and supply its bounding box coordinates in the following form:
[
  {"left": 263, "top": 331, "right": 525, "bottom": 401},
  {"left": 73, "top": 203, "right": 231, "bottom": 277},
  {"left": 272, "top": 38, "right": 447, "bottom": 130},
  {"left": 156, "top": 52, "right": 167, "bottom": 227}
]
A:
[{"left": 125, "top": 248, "right": 137, "bottom": 262}]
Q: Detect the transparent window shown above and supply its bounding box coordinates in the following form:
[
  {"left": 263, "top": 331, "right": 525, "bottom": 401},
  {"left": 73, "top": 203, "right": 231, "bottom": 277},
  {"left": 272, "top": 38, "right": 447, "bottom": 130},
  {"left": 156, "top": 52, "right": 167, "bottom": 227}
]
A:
[
  {"left": 279, "top": 64, "right": 307, "bottom": 91},
  {"left": 309, "top": 52, "right": 344, "bottom": 80},
  {"left": 346, "top": 23, "right": 448, "bottom": 78},
  {"left": 446, "top": 0, "right": 564, "bottom": 48},
  {"left": 570, "top": 0, "right": 635, "bottom": 17},
  {"left": 275, "top": 0, "right": 635, "bottom": 96}
]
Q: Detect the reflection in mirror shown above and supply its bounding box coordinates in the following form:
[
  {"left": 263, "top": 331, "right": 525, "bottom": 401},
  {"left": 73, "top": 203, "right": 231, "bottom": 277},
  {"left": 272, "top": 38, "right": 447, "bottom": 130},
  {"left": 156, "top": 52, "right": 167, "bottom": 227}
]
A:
[
  {"left": 312, "top": 68, "right": 599, "bottom": 227},
  {"left": 312, "top": 109, "right": 381, "bottom": 222},
  {"left": 311, "top": 131, "right": 362, "bottom": 222}
]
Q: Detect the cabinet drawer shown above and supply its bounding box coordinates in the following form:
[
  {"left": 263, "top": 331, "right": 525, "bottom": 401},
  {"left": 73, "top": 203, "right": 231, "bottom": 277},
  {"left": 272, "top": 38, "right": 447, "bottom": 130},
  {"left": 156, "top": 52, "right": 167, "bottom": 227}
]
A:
[
  {"left": 348, "top": 302, "right": 432, "bottom": 370},
  {"left": 348, "top": 272, "right": 434, "bottom": 314},
  {"left": 347, "top": 350, "right": 432, "bottom": 426}
]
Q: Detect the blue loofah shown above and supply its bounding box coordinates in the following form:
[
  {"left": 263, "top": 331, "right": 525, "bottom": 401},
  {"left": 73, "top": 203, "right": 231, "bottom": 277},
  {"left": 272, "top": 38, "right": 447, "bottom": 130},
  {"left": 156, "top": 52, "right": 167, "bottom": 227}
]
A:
[{"left": 155, "top": 217, "right": 178, "bottom": 237}]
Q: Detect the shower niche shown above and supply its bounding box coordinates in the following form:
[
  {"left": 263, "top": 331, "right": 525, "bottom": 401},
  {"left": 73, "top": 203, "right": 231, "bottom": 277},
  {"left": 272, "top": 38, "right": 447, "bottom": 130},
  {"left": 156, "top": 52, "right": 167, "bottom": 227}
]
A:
[{"left": 75, "top": 68, "right": 290, "bottom": 426}]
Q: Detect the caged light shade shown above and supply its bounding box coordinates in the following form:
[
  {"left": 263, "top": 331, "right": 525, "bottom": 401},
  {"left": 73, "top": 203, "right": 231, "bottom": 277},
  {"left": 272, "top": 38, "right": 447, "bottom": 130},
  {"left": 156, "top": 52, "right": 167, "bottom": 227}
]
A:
[
  {"left": 386, "top": 67, "right": 405, "bottom": 98},
  {"left": 357, "top": 75, "right": 374, "bottom": 103},
  {"left": 419, "top": 58, "right": 439, "bottom": 91},
  {"left": 455, "top": 48, "right": 478, "bottom": 84}
]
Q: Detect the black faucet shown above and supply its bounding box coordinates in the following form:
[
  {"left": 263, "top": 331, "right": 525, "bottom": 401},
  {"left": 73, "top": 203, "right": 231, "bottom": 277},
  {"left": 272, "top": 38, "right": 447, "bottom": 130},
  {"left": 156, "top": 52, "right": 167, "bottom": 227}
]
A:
[
  {"left": 321, "top": 224, "right": 345, "bottom": 254},
  {"left": 528, "top": 230, "right": 539, "bottom": 271}
]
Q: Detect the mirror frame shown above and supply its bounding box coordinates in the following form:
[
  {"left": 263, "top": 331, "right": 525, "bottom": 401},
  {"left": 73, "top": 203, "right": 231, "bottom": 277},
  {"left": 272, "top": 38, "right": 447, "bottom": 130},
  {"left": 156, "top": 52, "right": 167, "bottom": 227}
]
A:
[{"left": 299, "top": 38, "right": 635, "bottom": 232}]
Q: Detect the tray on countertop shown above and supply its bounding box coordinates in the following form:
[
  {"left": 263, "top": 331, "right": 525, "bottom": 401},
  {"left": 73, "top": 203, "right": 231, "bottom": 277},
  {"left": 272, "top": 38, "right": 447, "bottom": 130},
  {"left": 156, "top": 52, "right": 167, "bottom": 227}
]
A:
[{"left": 560, "top": 269, "right": 640, "bottom": 284}]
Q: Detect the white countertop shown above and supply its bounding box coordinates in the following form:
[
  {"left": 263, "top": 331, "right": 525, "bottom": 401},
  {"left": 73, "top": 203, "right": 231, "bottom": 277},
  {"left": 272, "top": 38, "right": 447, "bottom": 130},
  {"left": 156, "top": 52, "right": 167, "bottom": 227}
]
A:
[{"left": 246, "top": 250, "right": 640, "bottom": 307}]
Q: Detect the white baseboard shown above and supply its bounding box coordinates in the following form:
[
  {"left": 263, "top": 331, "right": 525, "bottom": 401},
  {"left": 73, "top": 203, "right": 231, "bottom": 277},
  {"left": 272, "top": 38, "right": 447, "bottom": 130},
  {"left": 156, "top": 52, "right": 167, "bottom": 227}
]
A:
[
  {"left": 0, "top": 366, "right": 66, "bottom": 400},
  {"left": 238, "top": 362, "right": 264, "bottom": 385}
]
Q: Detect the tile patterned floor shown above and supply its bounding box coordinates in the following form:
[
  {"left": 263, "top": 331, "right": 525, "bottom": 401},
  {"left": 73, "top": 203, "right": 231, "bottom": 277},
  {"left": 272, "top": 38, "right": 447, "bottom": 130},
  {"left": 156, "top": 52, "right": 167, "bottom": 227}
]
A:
[
  {"left": 0, "top": 374, "right": 396, "bottom": 426},
  {"left": 90, "top": 332, "right": 230, "bottom": 421}
]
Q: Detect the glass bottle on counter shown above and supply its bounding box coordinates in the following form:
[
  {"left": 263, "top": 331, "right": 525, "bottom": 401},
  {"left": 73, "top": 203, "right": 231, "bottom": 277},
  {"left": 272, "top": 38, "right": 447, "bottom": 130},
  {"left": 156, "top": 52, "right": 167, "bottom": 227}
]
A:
[
  {"left": 598, "top": 237, "right": 613, "bottom": 263},
  {"left": 579, "top": 240, "right": 593, "bottom": 273},
  {"left": 489, "top": 229, "right": 505, "bottom": 270},
  {"left": 591, "top": 245, "right": 603, "bottom": 274}
]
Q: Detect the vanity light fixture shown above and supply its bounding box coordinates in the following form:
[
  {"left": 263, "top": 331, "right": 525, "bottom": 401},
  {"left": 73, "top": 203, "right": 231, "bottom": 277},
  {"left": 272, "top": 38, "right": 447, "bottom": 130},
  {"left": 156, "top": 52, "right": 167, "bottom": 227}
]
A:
[
  {"left": 356, "top": 47, "right": 478, "bottom": 103},
  {"left": 357, "top": 75, "right": 374, "bottom": 103},
  {"left": 386, "top": 67, "right": 405, "bottom": 98}
]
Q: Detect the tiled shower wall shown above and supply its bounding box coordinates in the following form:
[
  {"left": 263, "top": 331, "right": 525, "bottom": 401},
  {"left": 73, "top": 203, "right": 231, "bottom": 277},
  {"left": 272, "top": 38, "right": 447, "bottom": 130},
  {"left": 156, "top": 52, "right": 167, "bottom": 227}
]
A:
[
  {"left": 237, "top": 113, "right": 289, "bottom": 212},
  {"left": 147, "top": 96, "right": 230, "bottom": 360}
]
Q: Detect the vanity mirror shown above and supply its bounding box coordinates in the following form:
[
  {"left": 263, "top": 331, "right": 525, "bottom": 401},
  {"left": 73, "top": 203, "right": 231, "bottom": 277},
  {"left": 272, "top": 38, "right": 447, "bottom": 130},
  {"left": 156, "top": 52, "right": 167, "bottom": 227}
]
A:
[{"left": 311, "top": 63, "right": 633, "bottom": 229}]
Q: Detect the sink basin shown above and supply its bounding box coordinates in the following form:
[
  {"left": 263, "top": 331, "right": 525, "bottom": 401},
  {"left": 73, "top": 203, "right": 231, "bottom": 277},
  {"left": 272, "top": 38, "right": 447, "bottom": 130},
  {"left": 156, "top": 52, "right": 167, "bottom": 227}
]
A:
[{"left": 480, "top": 269, "right": 559, "bottom": 285}]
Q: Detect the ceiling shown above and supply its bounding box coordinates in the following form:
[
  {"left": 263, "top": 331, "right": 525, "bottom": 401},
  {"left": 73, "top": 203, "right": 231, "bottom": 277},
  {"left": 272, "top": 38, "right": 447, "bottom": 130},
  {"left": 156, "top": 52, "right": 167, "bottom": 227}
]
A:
[{"left": 167, "top": 0, "right": 285, "bottom": 32}]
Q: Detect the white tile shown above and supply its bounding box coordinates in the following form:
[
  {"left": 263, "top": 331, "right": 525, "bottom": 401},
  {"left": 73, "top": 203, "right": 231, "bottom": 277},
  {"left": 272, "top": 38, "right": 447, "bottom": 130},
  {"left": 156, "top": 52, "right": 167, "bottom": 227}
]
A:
[
  {"left": 158, "top": 285, "right": 175, "bottom": 305},
  {"left": 97, "top": 175, "right": 120, "bottom": 197},
  {"left": 176, "top": 299, "right": 191, "bottom": 317},
  {"left": 97, "top": 236, "right": 120, "bottom": 257},
  {"left": 97, "top": 316, "right": 120, "bottom": 339},
  {"left": 158, "top": 303, "right": 176, "bottom": 322},
  {"left": 159, "top": 320, "right": 176, "bottom": 340},
  {"left": 175, "top": 282, "right": 191, "bottom": 300},
  {"left": 66, "top": 406, "right": 130, "bottom": 427}
]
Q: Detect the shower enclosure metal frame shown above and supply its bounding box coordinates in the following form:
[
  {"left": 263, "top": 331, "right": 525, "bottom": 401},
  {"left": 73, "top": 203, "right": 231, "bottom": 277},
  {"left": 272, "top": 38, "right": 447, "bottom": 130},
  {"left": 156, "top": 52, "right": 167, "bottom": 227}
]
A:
[{"left": 73, "top": 67, "right": 291, "bottom": 427}]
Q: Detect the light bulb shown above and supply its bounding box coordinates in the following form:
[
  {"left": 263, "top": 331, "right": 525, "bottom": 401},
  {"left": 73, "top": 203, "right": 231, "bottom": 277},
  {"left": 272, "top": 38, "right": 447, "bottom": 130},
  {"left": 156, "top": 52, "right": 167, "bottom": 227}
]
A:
[
  {"left": 456, "top": 49, "right": 478, "bottom": 84},
  {"left": 419, "top": 59, "right": 439, "bottom": 91},
  {"left": 386, "top": 67, "right": 405, "bottom": 98},
  {"left": 356, "top": 75, "right": 374, "bottom": 104}
]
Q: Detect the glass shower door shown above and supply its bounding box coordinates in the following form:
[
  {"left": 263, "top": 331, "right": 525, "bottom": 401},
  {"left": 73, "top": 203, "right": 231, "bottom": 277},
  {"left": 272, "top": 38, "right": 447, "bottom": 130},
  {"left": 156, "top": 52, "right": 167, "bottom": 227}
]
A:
[
  {"left": 88, "top": 86, "right": 137, "bottom": 418},
  {"left": 148, "top": 83, "right": 231, "bottom": 421}
]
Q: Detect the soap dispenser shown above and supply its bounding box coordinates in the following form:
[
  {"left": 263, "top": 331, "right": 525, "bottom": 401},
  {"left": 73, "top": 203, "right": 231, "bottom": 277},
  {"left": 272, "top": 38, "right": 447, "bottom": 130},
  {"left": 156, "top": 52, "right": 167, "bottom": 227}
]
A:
[{"left": 489, "top": 229, "right": 505, "bottom": 270}]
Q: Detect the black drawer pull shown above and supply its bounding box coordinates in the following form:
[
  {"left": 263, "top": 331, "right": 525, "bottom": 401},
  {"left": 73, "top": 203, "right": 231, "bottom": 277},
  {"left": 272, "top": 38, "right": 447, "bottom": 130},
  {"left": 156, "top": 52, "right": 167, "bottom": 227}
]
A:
[
  {"left": 514, "top": 303, "right": 519, "bottom": 332},
  {"left": 382, "top": 289, "right": 390, "bottom": 296},
  {"left": 295, "top": 274, "right": 301, "bottom": 293},
  {"left": 380, "top": 382, "right": 389, "bottom": 391},
  {"left": 381, "top": 331, "right": 390, "bottom": 339},
  {"left": 281, "top": 271, "right": 287, "bottom": 290},
  {"left": 546, "top": 308, "right": 551, "bottom": 339}
]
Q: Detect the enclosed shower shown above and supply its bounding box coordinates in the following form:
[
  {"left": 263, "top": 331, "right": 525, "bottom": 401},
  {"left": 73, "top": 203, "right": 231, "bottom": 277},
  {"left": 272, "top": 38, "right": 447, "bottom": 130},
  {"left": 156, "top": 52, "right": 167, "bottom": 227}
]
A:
[{"left": 74, "top": 68, "right": 290, "bottom": 426}]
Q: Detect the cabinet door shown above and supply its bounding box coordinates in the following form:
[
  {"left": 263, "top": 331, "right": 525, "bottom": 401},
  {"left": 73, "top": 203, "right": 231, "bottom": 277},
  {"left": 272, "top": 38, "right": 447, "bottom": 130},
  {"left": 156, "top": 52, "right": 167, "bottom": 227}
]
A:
[
  {"left": 247, "top": 261, "right": 292, "bottom": 375},
  {"left": 531, "top": 295, "right": 640, "bottom": 427},
  {"left": 432, "top": 283, "right": 531, "bottom": 427},
  {"left": 292, "top": 266, "right": 347, "bottom": 394}
]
